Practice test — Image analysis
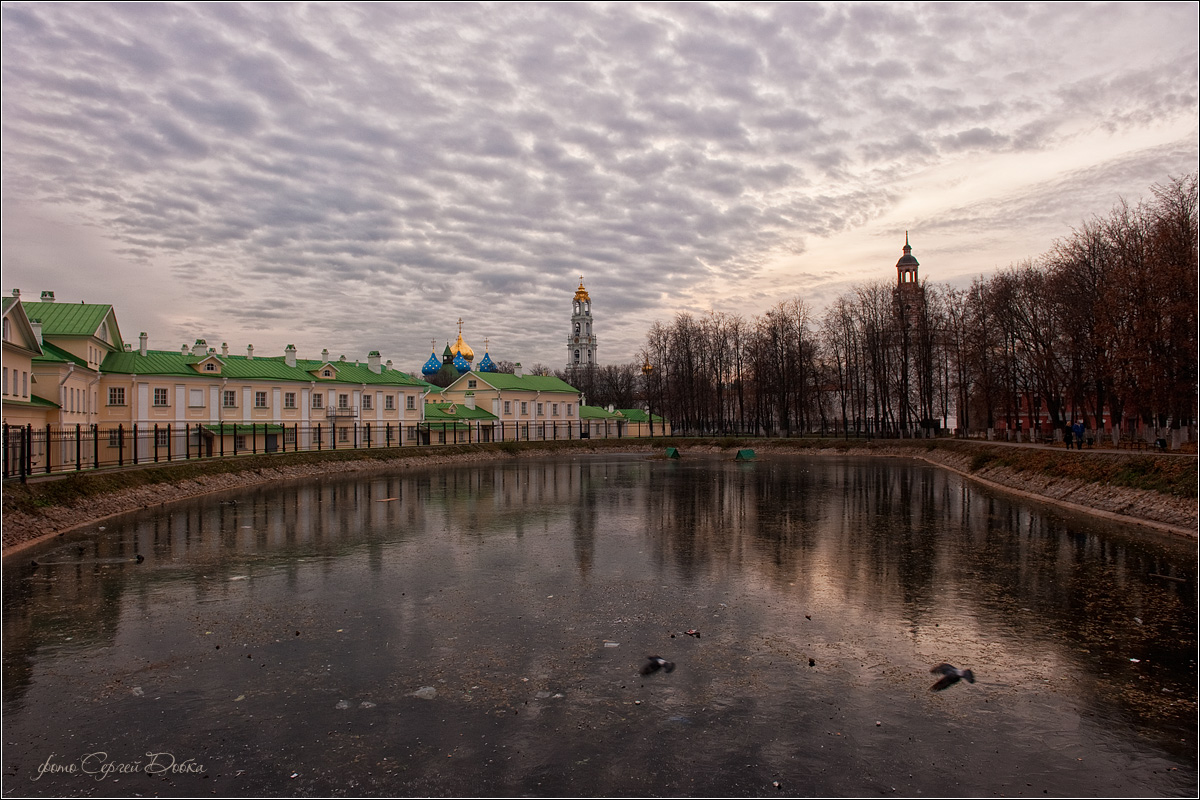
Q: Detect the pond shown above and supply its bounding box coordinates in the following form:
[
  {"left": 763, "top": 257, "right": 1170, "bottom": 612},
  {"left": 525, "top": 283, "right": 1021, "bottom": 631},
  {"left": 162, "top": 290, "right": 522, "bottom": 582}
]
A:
[{"left": 2, "top": 454, "right": 1196, "bottom": 797}]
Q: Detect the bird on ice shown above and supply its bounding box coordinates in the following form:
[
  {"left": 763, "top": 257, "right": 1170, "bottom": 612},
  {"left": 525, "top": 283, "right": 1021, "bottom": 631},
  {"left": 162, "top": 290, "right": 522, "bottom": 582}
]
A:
[
  {"left": 929, "top": 663, "right": 975, "bottom": 691},
  {"left": 640, "top": 656, "right": 675, "bottom": 675}
]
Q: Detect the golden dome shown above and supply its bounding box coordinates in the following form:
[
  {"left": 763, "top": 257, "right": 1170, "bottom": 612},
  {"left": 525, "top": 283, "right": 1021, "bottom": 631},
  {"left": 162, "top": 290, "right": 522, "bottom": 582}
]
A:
[
  {"left": 574, "top": 276, "right": 590, "bottom": 303},
  {"left": 452, "top": 318, "right": 474, "bottom": 361}
]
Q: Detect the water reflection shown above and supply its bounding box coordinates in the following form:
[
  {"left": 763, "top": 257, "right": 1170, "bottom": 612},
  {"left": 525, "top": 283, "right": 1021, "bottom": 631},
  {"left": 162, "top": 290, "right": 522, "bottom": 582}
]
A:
[{"left": 3, "top": 454, "right": 1195, "bottom": 796}]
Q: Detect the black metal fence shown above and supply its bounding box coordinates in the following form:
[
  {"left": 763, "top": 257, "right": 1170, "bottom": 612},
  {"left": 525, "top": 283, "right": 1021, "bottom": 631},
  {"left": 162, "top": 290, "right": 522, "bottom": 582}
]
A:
[{"left": 2, "top": 418, "right": 663, "bottom": 482}]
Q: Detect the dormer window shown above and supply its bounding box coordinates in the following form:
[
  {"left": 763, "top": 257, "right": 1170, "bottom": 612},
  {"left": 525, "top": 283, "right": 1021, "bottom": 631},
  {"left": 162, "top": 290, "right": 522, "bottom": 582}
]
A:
[
  {"left": 323, "top": 370, "right": 332, "bottom": 377},
  {"left": 468, "top": 380, "right": 477, "bottom": 389},
  {"left": 205, "top": 363, "right": 216, "bottom": 371}
]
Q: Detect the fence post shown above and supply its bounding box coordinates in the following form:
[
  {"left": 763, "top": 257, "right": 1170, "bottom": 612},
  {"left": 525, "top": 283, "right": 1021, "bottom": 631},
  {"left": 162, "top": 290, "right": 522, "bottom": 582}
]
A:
[
  {"left": 92, "top": 424, "right": 99, "bottom": 468},
  {"left": 118, "top": 424, "right": 125, "bottom": 466},
  {"left": 153, "top": 424, "right": 160, "bottom": 463}
]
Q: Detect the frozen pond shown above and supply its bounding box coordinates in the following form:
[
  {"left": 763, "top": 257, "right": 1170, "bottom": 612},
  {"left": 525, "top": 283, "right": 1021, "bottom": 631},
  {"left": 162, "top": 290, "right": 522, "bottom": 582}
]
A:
[{"left": 2, "top": 453, "right": 1196, "bottom": 797}]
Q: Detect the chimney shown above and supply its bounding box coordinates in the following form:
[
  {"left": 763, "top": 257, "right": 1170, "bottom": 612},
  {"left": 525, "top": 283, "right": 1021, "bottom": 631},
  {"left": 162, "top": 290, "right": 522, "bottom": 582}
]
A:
[
  {"left": 11, "top": 289, "right": 19, "bottom": 298},
  {"left": 285, "top": 344, "right": 297, "bottom": 368},
  {"left": 514, "top": 362, "right": 524, "bottom": 377},
  {"left": 29, "top": 319, "right": 42, "bottom": 346},
  {"left": 247, "top": 344, "right": 254, "bottom": 360},
  {"left": 607, "top": 404, "right": 614, "bottom": 413},
  {"left": 385, "top": 359, "right": 393, "bottom": 372},
  {"left": 124, "top": 343, "right": 132, "bottom": 352},
  {"left": 464, "top": 393, "right": 476, "bottom": 410},
  {"left": 192, "top": 338, "right": 207, "bottom": 357},
  {"left": 221, "top": 342, "right": 229, "bottom": 356},
  {"left": 338, "top": 354, "right": 346, "bottom": 362},
  {"left": 139, "top": 332, "right": 147, "bottom": 356},
  {"left": 181, "top": 344, "right": 188, "bottom": 354},
  {"left": 368, "top": 350, "right": 381, "bottom": 373},
  {"left": 322, "top": 348, "right": 329, "bottom": 362},
  {"left": 40, "top": 290, "right": 55, "bottom": 303}
]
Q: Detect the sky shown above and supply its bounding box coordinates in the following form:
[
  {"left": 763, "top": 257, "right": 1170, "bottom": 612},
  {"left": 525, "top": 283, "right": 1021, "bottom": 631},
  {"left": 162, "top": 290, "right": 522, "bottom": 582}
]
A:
[{"left": 2, "top": 2, "right": 1197, "bottom": 373}]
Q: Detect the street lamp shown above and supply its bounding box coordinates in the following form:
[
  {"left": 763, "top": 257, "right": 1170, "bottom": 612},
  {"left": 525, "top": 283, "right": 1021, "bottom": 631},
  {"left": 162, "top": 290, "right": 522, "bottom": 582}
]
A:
[{"left": 641, "top": 358, "right": 654, "bottom": 437}]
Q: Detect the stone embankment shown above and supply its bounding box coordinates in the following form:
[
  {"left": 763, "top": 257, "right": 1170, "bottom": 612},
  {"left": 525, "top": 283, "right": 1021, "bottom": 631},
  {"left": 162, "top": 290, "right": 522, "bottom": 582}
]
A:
[{"left": 3, "top": 440, "right": 1195, "bottom": 554}]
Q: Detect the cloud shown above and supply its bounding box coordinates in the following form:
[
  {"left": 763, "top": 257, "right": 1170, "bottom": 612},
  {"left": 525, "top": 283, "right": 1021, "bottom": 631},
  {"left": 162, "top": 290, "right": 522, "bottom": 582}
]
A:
[{"left": 1, "top": 1, "right": 1196, "bottom": 371}]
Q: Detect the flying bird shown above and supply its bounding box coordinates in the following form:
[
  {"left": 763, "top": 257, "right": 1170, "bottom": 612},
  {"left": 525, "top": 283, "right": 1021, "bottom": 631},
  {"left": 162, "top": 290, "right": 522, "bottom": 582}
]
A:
[
  {"left": 640, "top": 656, "right": 675, "bottom": 675},
  {"left": 929, "top": 663, "right": 975, "bottom": 691}
]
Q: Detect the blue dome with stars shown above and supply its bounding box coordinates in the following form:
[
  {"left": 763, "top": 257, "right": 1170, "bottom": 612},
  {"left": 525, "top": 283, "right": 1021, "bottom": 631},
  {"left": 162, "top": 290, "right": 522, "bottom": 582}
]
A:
[
  {"left": 478, "top": 352, "right": 496, "bottom": 372},
  {"left": 421, "top": 351, "right": 441, "bottom": 377},
  {"left": 453, "top": 351, "right": 471, "bottom": 373}
]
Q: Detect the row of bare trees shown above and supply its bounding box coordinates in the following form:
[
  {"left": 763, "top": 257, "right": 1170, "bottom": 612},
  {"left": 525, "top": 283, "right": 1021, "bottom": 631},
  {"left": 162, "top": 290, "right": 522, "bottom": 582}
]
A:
[{"left": 622, "top": 175, "right": 1196, "bottom": 442}]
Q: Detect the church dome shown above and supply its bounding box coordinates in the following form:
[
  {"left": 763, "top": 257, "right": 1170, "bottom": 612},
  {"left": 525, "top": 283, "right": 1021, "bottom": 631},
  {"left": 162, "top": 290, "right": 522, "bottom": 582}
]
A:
[
  {"left": 453, "top": 351, "right": 471, "bottom": 373},
  {"left": 421, "top": 350, "right": 441, "bottom": 376},
  {"left": 897, "top": 233, "right": 919, "bottom": 268},
  {"left": 478, "top": 352, "right": 496, "bottom": 372},
  {"left": 574, "top": 277, "right": 590, "bottom": 303},
  {"left": 453, "top": 331, "right": 475, "bottom": 362}
]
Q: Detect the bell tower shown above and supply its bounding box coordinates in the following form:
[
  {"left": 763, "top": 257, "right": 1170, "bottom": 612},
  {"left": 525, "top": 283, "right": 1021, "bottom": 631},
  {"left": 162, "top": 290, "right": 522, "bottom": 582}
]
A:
[{"left": 567, "top": 276, "right": 597, "bottom": 371}]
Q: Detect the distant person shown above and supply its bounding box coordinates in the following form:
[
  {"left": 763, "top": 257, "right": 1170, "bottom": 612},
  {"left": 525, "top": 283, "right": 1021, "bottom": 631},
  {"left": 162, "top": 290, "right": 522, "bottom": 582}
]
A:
[
  {"left": 1072, "top": 420, "right": 1085, "bottom": 450},
  {"left": 1063, "top": 425, "right": 1073, "bottom": 449}
]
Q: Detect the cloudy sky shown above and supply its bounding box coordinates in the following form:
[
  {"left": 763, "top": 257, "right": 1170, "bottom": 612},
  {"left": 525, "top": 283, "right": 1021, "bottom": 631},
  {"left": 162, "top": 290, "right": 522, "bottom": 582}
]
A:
[{"left": 3, "top": 2, "right": 1196, "bottom": 372}]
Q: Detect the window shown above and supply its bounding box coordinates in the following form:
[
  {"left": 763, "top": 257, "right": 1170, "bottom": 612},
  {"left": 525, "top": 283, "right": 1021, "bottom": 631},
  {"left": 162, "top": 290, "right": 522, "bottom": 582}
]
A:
[
  {"left": 362, "top": 395, "right": 372, "bottom": 411},
  {"left": 338, "top": 427, "right": 350, "bottom": 442},
  {"left": 153, "top": 388, "right": 169, "bottom": 406},
  {"left": 323, "top": 369, "right": 332, "bottom": 378},
  {"left": 189, "top": 388, "right": 205, "bottom": 407},
  {"left": 3, "top": 368, "right": 7, "bottom": 394},
  {"left": 338, "top": 394, "right": 349, "bottom": 409},
  {"left": 521, "top": 402, "right": 528, "bottom": 416},
  {"left": 204, "top": 363, "right": 216, "bottom": 372},
  {"left": 284, "top": 428, "right": 297, "bottom": 445},
  {"left": 406, "top": 395, "right": 415, "bottom": 411},
  {"left": 108, "top": 387, "right": 126, "bottom": 406},
  {"left": 567, "top": 404, "right": 573, "bottom": 417},
  {"left": 537, "top": 403, "right": 543, "bottom": 416},
  {"left": 223, "top": 390, "right": 237, "bottom": 408},
  {"left": 468, "top": 380, "right": 477, "bottom": 389},
  {"left": 385, "top": 395, "right": 395, "bottom": 411},
  {"left": 22, "top": 371, "right": 28, "bottom": 397},
  {"left": 284, "top": 392, "right": 296, "bottom": 409},
  {"left": 108, "top": 429, "right": 122, "bottom": 447},
  {"left": 504, "top": 401, "right": 511, "bottom": 415},
  {"left": 235, "top": 435, "right": 247, "bottom": 450},
  {"left": 155, "top": 428, "right": 170, "bottom": 446},
  {"left": 552, "top": 403, "right": 559, "bottom": 417},
  {"left": 255, "top": 391, "right": 268, "bottom": 408},
  {"left": 312, "top": 395, "right": 323, "bottom": 409}
]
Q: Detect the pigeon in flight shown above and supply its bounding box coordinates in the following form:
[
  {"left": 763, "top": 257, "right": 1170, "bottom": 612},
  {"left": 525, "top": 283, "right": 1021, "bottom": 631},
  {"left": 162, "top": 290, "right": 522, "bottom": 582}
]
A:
[
  {"left": 929, "top": 663, "right": 975, "bottom": 691},
  {"left": 640, "top": 656, "right": 675, "bottom": 675}
]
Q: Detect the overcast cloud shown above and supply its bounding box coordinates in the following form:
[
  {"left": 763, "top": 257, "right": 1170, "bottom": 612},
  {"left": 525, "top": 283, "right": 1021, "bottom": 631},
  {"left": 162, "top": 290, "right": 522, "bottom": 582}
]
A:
[{"left": 2, "top": 2, "right": 1196, "bottom": 371}]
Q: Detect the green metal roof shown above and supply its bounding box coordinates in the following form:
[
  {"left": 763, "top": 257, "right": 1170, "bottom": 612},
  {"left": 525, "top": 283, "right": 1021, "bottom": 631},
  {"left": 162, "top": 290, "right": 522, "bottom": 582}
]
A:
[
  {"left": 20, "top": 301, "right": 118, "bottom": 339},
  {"left": 2, "top": 394, "right": 61, "bottom": 410},
  {"left": 424, "top": 402, "right": 497, "bottom": 421},
  {"left": 615, "top": 409, "right": 666, "bottom": 423},
  {"left": 33, "top": 341, "right": 90, "bottom": 368},
  {"left": 464, "top": 372, "right": 579, "bottom": 393},
  {"left": 579, "top": 405, "right": 622, "bottom": 420},
  {"left": 99, "top": 349, "right": 427, "bottom": 387}
]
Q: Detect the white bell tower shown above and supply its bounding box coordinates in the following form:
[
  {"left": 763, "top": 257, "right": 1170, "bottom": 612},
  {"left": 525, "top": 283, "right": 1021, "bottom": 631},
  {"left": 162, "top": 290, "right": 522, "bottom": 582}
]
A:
[{"left": 567, "top": 276, "right": 597, "bottom": 371}]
